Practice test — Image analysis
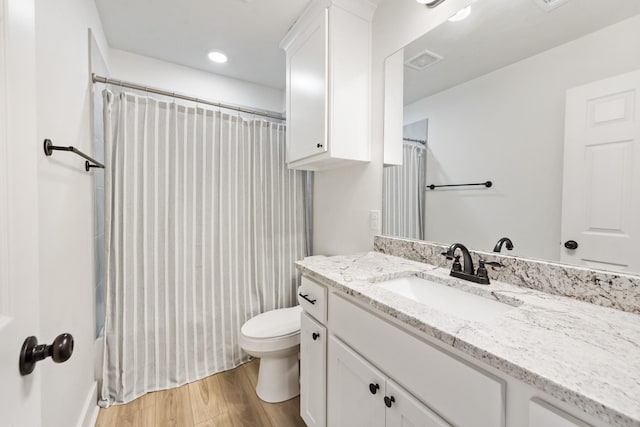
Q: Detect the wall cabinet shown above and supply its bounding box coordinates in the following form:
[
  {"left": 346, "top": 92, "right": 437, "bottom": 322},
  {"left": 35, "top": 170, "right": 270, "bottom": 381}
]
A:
[{"left": 280, "top": 0, "right": 375, "bottom": 170}]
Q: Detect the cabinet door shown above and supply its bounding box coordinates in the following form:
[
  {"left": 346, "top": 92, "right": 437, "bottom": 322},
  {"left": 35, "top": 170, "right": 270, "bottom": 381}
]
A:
[
  {"left": 300, "top": 312, "right": 327, "bottom": 427},
  {"left": 385, "top": 379, "right": 451, "bottom": 427},
  {"left": 328, "top": 336, "right": 386, "bottom": 427},
  {"left": 287, "top": 8, "right": 328, "bottom": 163}
]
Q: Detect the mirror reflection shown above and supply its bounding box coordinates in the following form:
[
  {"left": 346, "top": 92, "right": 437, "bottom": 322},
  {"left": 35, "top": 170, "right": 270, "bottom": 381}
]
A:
[{"left": 383, "top": 0, "right": 640, "bottom": 274}]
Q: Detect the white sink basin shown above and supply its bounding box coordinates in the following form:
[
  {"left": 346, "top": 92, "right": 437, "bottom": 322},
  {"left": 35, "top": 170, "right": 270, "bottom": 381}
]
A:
[{"left": 377, "top": 276, "right": 514, "bottom": 323}]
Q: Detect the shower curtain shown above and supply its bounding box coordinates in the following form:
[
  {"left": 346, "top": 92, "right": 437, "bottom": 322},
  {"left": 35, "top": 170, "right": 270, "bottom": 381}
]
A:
[
  {"left": 382, "top": 142, "right": 426, "bottom": 240},
  {"left": 100, "top": 90, "right": 307, "bottom": 406}
]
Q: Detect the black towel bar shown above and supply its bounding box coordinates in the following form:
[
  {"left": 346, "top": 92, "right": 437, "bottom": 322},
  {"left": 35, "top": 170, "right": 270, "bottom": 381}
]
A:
[
  {"left": 43, "top": 139, "right": 104, "bottom": 172},
  {"left": 427, "top": 181, "right": 492, "bottom": 190}
]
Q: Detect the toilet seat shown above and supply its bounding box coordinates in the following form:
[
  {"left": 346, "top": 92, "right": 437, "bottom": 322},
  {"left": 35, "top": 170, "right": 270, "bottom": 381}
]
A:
[
  {"left": 240, "top": 306, "right": 302, "bottom": 354},
  {"left": 241, "top": 305, "right": 302, "bottom": 339}
]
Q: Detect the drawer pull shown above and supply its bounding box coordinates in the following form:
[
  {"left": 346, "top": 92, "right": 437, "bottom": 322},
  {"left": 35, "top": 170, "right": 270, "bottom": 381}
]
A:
[
  {"left": 384, "top": 396, "right": 395, "bottom": 408},
  {"left": 369, "top": 383, "right": 380, "bottom": 395},
  {"left": 298, "top": 293, "right": 317, "bottom": 305},
  {"left": 312, "top": 332, "right": 320, "bottom": 341}
]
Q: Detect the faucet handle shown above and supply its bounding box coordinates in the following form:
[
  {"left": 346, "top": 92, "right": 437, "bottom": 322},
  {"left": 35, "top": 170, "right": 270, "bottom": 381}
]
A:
[{"left": 476, "top": 259, "right": 504, "bottom": 280}]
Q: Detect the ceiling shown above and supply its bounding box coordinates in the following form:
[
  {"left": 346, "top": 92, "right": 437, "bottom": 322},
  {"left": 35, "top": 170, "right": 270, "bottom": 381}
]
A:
[
  {"left": 403, "top": 0, "right": 640, "bottom": 104},
  {"left": 95, "top": 0, "right": 311, "bottom": 90}
]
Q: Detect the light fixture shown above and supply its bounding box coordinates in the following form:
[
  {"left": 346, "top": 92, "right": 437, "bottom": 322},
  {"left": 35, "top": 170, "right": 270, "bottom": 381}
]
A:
[
  {"left": 208, "top": 51, "right": 228, "bottom": 64},
  {"left": 448, "top": 5, "right": 471, "bottom": 22}
]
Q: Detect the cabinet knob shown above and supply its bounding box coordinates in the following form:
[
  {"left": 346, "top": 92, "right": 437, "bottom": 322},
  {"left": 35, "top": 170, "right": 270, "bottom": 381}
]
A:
[
  {"left": 564, "top": 240, "right": 579, "bottom": 250},
  {"left": 317, "top": 143, "right": 323, "bottom": 148},
  {"left": 384, "top": 396, "right": 395, "bottom": 408},
  {"left": 368, "top": 383, "right": 380, "bottom": 395},
  {"left": 312, "top": 332, "right": 320, "bottom": 341}
]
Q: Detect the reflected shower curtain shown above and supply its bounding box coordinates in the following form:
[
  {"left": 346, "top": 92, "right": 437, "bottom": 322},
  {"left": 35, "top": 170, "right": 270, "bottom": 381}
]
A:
[
  {"left": 100, "top": 90, "right": 307, "bottom": 406},
  {"left": 382, "top": 142, "right": 426, "bottom": 240}
]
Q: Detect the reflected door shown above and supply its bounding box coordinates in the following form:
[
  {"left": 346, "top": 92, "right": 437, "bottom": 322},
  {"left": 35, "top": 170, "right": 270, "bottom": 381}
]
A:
[{"left": 561, "top": 70, "right": 640, "bottom": 273}]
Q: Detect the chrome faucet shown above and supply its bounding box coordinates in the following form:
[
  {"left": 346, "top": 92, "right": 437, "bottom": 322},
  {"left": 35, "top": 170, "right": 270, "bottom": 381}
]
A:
[{"left": 442, "top": 243, "right": 503, "bottom": 285}]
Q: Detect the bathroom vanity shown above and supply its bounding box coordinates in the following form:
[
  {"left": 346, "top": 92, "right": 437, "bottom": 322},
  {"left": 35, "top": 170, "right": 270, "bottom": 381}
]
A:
[{"left": 296, "top": 250, "right": 640, "bottom": 427}]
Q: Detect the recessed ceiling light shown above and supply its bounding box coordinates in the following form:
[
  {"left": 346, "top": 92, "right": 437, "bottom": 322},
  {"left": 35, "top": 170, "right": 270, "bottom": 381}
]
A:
[
  {"left": 448, "top": 5, "right": 471, "bottom": 22},
  {"left": 208, "top": 51, "right": 228, "bottom": 64}
]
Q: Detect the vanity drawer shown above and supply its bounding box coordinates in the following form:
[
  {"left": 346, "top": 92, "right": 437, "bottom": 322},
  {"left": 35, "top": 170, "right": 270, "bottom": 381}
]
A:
[
  {"left": 329, "top": 293, "right": 505, "bottom": 427},
  {"left": 529, "top": 398, "right": 591, "bottom": 427},
  {"left": 298, "top": 276, "right": 327, "bottom": 323}
]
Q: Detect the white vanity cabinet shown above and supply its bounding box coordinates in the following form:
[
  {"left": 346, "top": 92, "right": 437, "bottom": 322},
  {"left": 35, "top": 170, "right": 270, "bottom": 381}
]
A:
[
  {"left": 328, "top": 335, "right": 450, "bottom": 427},
  {"left": 298, "top": 274, "right": 608, "bottom": 427},
  {"left": 280, "top": 0, "right": 374, "bottom": 170}
]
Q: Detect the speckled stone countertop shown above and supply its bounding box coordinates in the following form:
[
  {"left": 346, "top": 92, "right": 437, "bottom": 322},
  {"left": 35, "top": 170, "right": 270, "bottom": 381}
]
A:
[{"left": 296, "top": 252, "right": 640, "bottom": 427}]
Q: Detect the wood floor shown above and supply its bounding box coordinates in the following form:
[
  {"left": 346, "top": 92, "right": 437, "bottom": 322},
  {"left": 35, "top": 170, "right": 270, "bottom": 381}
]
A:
[{"left": 95, "top": 359, "right": 306, "bottom": 427}]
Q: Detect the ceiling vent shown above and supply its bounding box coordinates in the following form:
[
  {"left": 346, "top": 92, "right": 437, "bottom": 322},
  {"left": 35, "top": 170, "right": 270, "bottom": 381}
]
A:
[
  {"left": 532, "top": 0, "right": 570, "bottom": 12},
  {"left": 405, "top": 49, "right": 443, "bottom": 71}
]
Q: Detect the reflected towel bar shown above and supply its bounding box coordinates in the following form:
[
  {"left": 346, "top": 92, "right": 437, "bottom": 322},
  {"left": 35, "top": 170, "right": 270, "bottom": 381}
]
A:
[
  {"left": 43, "top": 139, "right": 104, "bottom": 172},
  {"left": 427, "top": 181, "right": 492, "bottom": 190}
]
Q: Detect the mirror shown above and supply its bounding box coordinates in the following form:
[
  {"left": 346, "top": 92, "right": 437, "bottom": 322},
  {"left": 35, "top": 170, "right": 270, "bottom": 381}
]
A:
[{"left": 382, "top": 0, "right": 640, "bottom": 275}]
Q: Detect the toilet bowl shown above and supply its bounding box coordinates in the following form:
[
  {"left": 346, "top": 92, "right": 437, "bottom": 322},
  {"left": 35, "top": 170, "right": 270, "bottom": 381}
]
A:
[{"left": 239, "top": 305, "right": 302, "bottom": 403}]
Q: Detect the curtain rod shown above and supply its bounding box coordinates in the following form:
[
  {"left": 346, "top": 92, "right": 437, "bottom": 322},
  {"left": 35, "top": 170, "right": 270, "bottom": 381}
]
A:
[
  {"left": 91, "top": 73, "right": 285, "bottom": 121},
  {"left": 403, "top": 137, "right": 426, "bottom": 144}
]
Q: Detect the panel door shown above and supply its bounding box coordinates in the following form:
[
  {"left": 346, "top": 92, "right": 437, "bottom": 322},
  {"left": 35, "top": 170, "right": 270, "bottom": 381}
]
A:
[
  {"left": 328, "top": 336, "right": 385, "bottom": 427},
  {"left": 300, "top": 312, "right": 327, "bottom": 427},
  {"left": 287, "top": 7, "right": 328, "bottom": 163},
  {"left": 561, "top": 70, "right": 640, "bottom": 273},
  {"left": 0, "top": 0, "right": 42, "bottom": 425},
  {"left": 385, "top": 379, "right": 451, "bottom": 427}
]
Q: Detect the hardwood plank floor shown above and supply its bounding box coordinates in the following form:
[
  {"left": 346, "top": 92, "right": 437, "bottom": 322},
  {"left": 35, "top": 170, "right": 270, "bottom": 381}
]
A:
[{"left": 95, "top": 359, "right": 305, "bottom": 427}]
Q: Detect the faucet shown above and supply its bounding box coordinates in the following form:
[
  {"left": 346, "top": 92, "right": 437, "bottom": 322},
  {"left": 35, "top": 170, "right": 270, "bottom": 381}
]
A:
[
  {"left": 443, "top": 243, "right": 474, "bottom": 275},
  {"left": 493, "top": 237, "right": 514, "bottom": 253},
  {"left": 442, "top": 242, "right": 503, "bottom": 285}
]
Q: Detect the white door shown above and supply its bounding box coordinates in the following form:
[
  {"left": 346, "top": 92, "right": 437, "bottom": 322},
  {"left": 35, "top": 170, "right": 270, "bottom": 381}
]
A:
[
  {"left": 300, "top": 312, "right": 327, "bottom": 427},
  {"left": 327, "top": 336, "right": 386, "bottom": 427},
  {"left": 561, "top": 70, "right": 640, "bottom": 273},
  {"left": 385, "top": 379, "right": 451, "bottom": 427},
  {"left": 0, "top": 0, "right": 42, "bottom": 425}
]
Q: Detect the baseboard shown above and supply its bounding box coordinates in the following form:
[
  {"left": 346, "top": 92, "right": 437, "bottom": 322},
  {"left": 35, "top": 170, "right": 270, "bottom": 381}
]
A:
[{"left": 76, "top": 381, "right": 99, "bottom": 427}]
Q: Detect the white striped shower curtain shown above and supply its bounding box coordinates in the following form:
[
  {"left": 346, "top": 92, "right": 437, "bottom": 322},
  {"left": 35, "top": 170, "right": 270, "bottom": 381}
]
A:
[
  {"left": 382, "top": 142, "right": 426, "bottom": 240},
  {"left": 100, "top": 90, "right": 307, "bottom": 406}
]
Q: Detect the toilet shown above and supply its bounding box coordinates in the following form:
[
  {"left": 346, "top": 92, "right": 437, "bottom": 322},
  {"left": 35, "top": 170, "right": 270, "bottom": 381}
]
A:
[{"left": 239, "top": 305, "right": 302, "bottom": 403}]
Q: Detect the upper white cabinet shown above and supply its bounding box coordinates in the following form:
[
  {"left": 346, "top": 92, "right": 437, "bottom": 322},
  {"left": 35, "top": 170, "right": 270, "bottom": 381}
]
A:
[{"left": 280, "top": 0, "right": 375, "bottom": 170}]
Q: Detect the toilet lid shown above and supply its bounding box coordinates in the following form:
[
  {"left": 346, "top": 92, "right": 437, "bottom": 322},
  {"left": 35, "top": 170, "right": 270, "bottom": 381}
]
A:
[{"left": 241, "top": 306, "right": 302, "bottom": 339}]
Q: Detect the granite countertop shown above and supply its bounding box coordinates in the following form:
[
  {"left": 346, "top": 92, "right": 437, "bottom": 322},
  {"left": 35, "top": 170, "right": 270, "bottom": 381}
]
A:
[{"left": 296, "top": 252, "right": 640, "bottom": 427}]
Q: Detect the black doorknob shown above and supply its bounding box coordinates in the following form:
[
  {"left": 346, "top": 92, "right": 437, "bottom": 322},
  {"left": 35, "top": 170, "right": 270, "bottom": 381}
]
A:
[
  {"left": 564, "top": 240, "right": 579, "bottom": 250},
  {"left": 19, "top": 333, "right": 74, "bottom": 375},
  {"left": 312, "top": 332, "right": 320, "bottom": 341},
  {"left": 317, "top": 143, "right": 323, "bottom": 148},
  {"left": 384, "top": 395, "right": 395, "bottom": 408},
  {"left": 369, "top": 383, "right": 380, "bottom": 394}
]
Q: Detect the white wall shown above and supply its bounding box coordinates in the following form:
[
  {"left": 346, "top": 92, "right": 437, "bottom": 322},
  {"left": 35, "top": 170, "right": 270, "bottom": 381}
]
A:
[
  {"left": 312, "top": 0, "right": 471, "bottom": 255},
  {"left": 108, "top": 49, "right": 284, "bottom": 114},
  {"left": 403, "top": 15, "right": 640, "bottom": 261},
  {"left": 35, "top": 0, "right": 109, "bottom": 425}
]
